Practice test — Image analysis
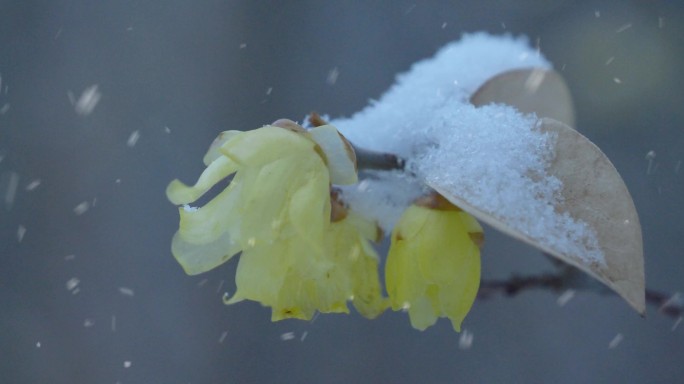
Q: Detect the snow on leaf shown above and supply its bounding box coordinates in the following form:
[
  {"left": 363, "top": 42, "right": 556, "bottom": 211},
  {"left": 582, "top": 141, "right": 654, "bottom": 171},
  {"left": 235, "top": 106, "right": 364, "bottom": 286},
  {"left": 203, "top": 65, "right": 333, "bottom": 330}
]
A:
[
  {"left": 430, "top": 118, "right": 645, "bottom": 314},
  {"left": 468, "top": 65, "right": 644, "bottom": 313},
  {"left": 334, "top": 33, "right": 643, "bottom": 314}
]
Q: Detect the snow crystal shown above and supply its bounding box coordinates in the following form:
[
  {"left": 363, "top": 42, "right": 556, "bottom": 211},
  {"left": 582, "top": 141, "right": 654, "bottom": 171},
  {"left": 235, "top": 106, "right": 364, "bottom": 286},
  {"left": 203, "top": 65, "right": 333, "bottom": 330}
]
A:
[
  {"left": 556, "top": 289, "right": 576, "bottom": 307},
  {"left": 615, "top": 24, "right": 632, "bottom": 33},
  {"left": 218, "top": 331, "right": 228, "bottom": 343},
  {"left": 74, "top": 85, "right": 101, "bottom": 115},
  {"left": 327, "top": 67, "right": 340, "bottom": 85},
  {"left": 73, "top": 201, "right": 90, "bottom": 215},
  {"left": 118, "top": 287, "right": 135, "bottom": 296},
  {"left": 65, "top": 277, "right": 80, "bottom": 291},
  {"left": 608, "top": 333, "right": 623, "bottom": 349},
  {"left": 25, "top": 179, "right": 41, "bottom": 191},
  {"left": 182, "top": 204, "right": 198, "bottom": 212},
  {"left": 280, "top": 332, "right": 295, "bottom": 341},
  {"left": 4, "top": 171, "right": 18, "bottom": 209},
  {"left": 215, "top": 279, "right": 225, "bottom": 294},
  {"left": 127, "top": 130, "right": 141, "bottom": 147},
  {"left": 458, "top": 329, "right": 474, "bottom": 350},
  {"left": 645, "top": 150, "right": 656, "bottom": 175},
  {"left": 17, "top": 225, "right": 26, "bottom": 242},
  {"left": 332, "top": 33, "right": 604, "bottom": 265}
]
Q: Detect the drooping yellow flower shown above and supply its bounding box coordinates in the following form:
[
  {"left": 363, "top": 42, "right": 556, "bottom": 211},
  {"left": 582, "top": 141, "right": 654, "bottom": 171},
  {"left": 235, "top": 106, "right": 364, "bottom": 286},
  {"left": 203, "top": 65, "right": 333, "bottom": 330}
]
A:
[
  {"left": 167, "top": 120, "right": 388, "bottom": 321},
  {"left": 166, "top": 125, "right": 332, "bottom": 275},
  {"left": 385, "top": 194, "right": 483, "bottom": 331}
]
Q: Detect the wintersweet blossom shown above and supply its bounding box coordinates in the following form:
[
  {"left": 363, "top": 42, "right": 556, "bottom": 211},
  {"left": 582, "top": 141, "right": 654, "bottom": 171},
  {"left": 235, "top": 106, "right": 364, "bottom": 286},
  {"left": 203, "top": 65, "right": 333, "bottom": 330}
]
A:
[
  {"left": 386, "top": 194, "right": 483, "bottom": 331},
  {"left": 167, "top": 121, "right": 389, "bottom": 320},
  {"left": 166, "top": 125, "right": 333, "bottom": 275}
]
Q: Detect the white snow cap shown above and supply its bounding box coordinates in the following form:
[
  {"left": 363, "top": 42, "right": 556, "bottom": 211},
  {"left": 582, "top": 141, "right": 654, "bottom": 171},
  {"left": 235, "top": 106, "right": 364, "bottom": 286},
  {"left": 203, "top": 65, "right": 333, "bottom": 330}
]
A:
[{"left": 332, "top": 33, "right": 604, "bottom": 265}]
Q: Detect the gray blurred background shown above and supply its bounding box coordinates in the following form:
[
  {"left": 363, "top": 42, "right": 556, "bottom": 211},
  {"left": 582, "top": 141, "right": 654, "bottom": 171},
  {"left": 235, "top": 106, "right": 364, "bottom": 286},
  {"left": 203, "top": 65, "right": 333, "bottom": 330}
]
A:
[{"left": 1, "top": 1, "right": 683, "bottom": 383}]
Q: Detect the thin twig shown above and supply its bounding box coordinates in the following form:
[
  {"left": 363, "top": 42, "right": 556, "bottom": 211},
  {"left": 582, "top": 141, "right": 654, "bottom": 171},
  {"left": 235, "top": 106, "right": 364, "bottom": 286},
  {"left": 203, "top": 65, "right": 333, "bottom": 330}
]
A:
[
  {"left": 479, "top": 272, "right": 682, "bottom": 319},
  {"left": 308, "top": 112, "right": 406, "bottom": 171}
]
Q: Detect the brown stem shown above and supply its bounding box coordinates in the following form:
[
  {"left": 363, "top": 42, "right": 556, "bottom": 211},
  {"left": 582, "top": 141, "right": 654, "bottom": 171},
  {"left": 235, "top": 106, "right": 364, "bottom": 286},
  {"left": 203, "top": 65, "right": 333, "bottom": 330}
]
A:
[
  {"left": 478, "top": 273, "right": 682, "bottom": 319},
  {"left": 308, "top": 111, "right": 406, "bottom": 171}
]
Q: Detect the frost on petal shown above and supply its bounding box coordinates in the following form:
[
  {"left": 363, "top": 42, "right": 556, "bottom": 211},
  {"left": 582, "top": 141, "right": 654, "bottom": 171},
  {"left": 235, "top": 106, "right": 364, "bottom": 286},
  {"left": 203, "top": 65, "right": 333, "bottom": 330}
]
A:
[{"left": 177, "top": 177, "right": 242, "bottom": 245}]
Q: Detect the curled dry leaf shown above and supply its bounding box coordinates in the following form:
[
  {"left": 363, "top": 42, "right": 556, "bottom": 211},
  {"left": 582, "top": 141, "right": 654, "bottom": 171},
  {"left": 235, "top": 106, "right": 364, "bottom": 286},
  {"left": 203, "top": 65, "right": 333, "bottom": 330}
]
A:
[
  {"left": 537, "top": 118, "right": 644, "bottom": 313},
  {"left": 471, "top": 68, "right": 576, "bottom": 128},
  {"left": 429, "top": 118, "right": 644, "bottom": 314},
  {"left": 468, "top": 68, "right": 643, "bottom": 313}
]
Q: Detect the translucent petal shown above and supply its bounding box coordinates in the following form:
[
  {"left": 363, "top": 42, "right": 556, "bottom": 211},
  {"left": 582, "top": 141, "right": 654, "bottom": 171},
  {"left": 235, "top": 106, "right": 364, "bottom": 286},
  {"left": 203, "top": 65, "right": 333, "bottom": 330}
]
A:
[
  {"left": 407, "top": 296, "right": 439, "bottom": 331},
  {"left": 220, "top": 126, "right": 315, "bottom": 167},
  {"left": 385, "top": 233, "right": 425, "bottom": 310},
  {"left": 203, "top": 130, "right": 242, "bottom": 166},
  {"left": 417, "top": 211, "right": 471, "bottom": 286},
  {"left": 239, "top": 156, "right": 316, "bottom": 246},
  {"left": 439, "top": 247, "right": 480, "bottom": 332},
  {"left": 350, "top": 252, "right": 388, "bottom": 319},
  {"left": 229, "top": 243, "right": 289, "bottom": 306},
  {"left": 307, "top": 125, "right": 358, "bottom": 185},
  {"left": 166, "top": 156, "right": 238, "bottom": 205},
  {"left": 287, "top": 167, "right": 331, "bottom": 252},
  {"left": 386, "top": 204, "right": 482, "bottom": 331},
  {"left": 171, "top": 230, "right": 240, "bottom": 275},
  {"left": 177, "top": 176, "right": 242, "bottom": 244}
]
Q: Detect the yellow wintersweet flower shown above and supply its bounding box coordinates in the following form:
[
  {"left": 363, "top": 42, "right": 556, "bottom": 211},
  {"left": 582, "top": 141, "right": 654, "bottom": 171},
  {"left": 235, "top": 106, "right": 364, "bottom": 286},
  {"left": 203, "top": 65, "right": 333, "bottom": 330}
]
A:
[
  {"left": 166, "top": 124, "right": 332, "bottom": 275},
  {"left": 167, "top": 120, "right": 387, "bottom": 321},
  {"left": 386, "top": 194, "right": 483, "bottom": 331}
]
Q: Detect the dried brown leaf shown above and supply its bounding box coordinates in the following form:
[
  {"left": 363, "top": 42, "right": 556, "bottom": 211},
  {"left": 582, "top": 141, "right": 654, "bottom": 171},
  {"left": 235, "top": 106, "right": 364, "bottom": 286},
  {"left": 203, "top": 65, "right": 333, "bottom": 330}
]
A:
[
  {"left": 429, "top": 118, "right": 645, "bottom": 314},
  {"left": 471, "top": 69, "right": 576, "bottom": 128}
]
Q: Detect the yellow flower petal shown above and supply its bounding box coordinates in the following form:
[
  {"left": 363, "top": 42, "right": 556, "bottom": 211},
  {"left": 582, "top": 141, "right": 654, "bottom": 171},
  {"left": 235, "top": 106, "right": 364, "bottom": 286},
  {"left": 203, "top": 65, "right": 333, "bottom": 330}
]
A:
[
  {"left": 203, "top": 130, "right": 242, "bottom": 166},
  {"left": 220, "top": 126, "right": 315, "bottom": 166},
  {"left": 386, "top": 203, "right": 482, "bottom": 331},
  {"left": 307, "top": 124, "right": 358, "bottom": 185},
  {"left": 166, "top": 156, "right": 238, "bottom": 205},
  {"left": 171, "top": 231, "right": 240, "bottom": 275},
  {"left": 177, "top": 175, "right": 242, "bottom": 244}
]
